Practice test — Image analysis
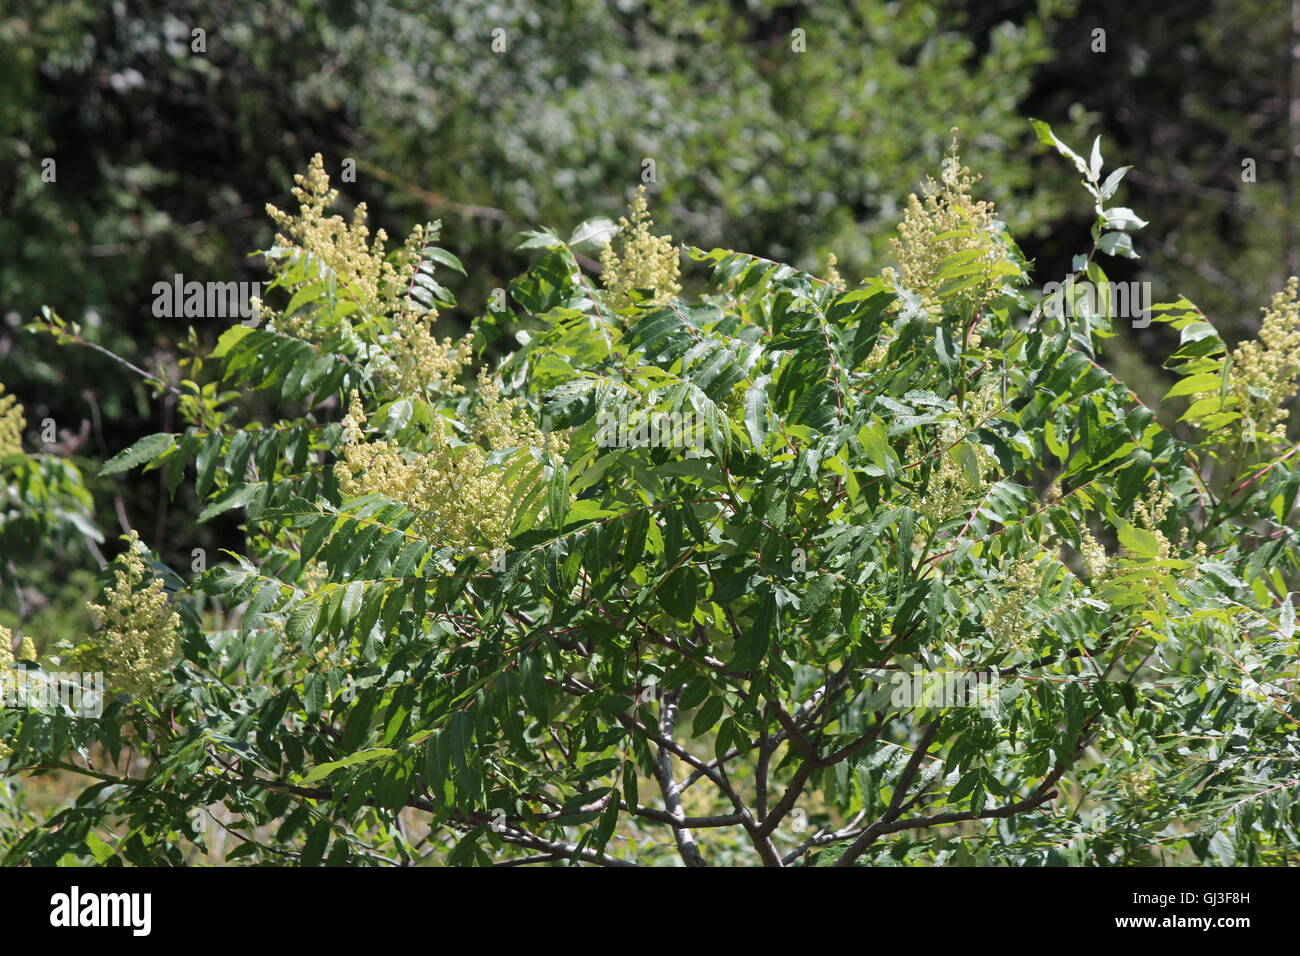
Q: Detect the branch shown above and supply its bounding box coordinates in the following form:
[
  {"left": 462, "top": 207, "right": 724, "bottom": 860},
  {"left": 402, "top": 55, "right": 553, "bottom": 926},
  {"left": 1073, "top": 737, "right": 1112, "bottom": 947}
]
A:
[
  {"left": 834, "top": 716, "right": 1093, "bottom": 867},
  {"left": 651, "top": 689, "right": 707, "bottom": 866},
  {"left": 616, "top": 711, "right": 781, "bottom": 866},
  {"left": 495, "top": 825, "right": 638, "bottom": 867},
  {"left": 494, "top": 853, "right": 563, "bottom": 866}
]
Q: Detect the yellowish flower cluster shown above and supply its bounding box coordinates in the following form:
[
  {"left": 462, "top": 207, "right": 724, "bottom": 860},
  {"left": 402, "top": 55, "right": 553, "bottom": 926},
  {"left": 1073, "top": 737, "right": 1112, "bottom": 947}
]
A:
[
  {"left": 0, "top": 383, "right": 25, "bottom": 457},
  {"left": 1125, "top": 479, "right": 1175, "bottom": 561},
  {"left": 382, "top": 223, "right": 475, "bottom": 396},
  {"left": 599, "top": 186, "right": 681, "bottom": 308},
  {"left": 982, "top": 554, "right": 1043, "bottom": 650},
  {"left": 471, "top": 371, "right": 562, "bottom": 452},
  {"left": 954, "top": 379, "right": 1002, "bottom": 433},
  {"left": 1078, "top": 526, "right": 1110, "bottom": 580},
  {"left": 824, "top": 252, "right": 845, "bottom": 290},
  {"left": 1229, "top": 277, "right": 1300, "bottom": 446},
  {"left": 388, "top": 314, "right": 474, "bottom": 398},
  {"left": 85, "top": 532, "right": 181, "bottom": 697},
  {"left": 264, "top": 163, "right": 478, "bottom": 399},
  {"left": 863, "top": 336, "right": 893, "bottom": 370},
  {"left": 1117, "top": 764, "right": 1157, "bottom": 802},
  {"left": 0, "top": 624, "right": 12, "bottom": 759},
  {"left": 265, "top": 154, "right": 403, "bottom": 326},
  {"left": 916, "top": 384, "right": 1000, "bottom": 527},
  {"left": 298, "top": 561, "right": 330, "bottom": 594},
  {"left": 889, "top": 134, "right": 1001, "bottom": 317},
  {"left": 333, "top": 387, "right": 566, "bottom": 558},
  {"left": 916, "top": 451, "right": 972, "bottom": 529}
]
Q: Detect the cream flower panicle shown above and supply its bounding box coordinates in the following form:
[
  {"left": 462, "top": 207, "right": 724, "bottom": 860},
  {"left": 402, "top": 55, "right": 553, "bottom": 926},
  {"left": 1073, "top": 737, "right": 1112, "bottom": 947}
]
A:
[
  {"left": 916, "top": 450, "right": 972, "bottom": 529},
  {"left": 1125, "top": 479, "right": 1176, "bottom": 561},
  {"left": 0, "top": 383, "right": 25, "bottom": 457},
  {"left": 387, "top": 315, "right": 474, "bottom": 399},
  {"left": 85, "top": 531, "right": 181, "bottom": 697},
  {"left": 1078, "top": 526, "right": 1111, "bottom": 581},
  {"left": 599, "top": 186, "right": 681, "bottom": 308},
  {"left": 824, "top": 251, "right": 845, "bottom": 290},
  {"left": 385, "top": 221, "right": 475, "bottom": 397},
  {"left": 263, "top": 153, "right": 404, "bottom": 331},
  {"left": 983, "top": 554, "right": 1044, "bottom": 650},
  {"left": 1230, "top": 276, "right": 1300, "bottom": 446},
  {"left": 332, "top": 386, "right": 568, "bottom": 560},
  {"left": 264, "top": 161, "right": 477, "bottom": 397},
  {"left": 0, "top": 624, "right": 12, "bottom": 758},
  {"left": 915, "top": 382, "right": 999, "bottom": 527},
  {"left": 889, "top": 132, "right": 1004, "bottom": 318}
]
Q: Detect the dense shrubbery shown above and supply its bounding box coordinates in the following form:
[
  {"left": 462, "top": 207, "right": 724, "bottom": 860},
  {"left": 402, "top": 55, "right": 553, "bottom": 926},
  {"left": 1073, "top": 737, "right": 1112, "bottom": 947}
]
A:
[{"left": 2, "top": 126, "right": 1299, "bottom": 866}]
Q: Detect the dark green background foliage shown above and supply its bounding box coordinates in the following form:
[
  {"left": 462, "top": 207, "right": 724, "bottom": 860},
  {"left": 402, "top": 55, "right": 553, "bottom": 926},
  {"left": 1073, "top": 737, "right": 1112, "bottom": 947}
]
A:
[
  {"left": 1, "top": 1, "right": 1298, "bottom": 866},
  {"left": 6, "top": 0, "right": 1299, "bottom": 578}
]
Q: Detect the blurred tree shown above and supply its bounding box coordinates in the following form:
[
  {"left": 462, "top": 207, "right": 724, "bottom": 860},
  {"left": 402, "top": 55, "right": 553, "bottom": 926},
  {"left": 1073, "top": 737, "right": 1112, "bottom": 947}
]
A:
[
  {"left": 1, "top": 0, "right": 1075, "bottom": 489},
  {"left": 48, "top": 0, "right": 1300, "bottom": 598},
  {"left": 1026, "top": 0, "right": 1300, "bottom": 346}
]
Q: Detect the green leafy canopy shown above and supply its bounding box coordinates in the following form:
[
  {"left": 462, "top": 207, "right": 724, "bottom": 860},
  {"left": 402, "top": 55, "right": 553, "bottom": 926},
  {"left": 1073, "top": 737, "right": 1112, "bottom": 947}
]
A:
[{"left": 6, "top": 125, "right": 1300, "bottom": 867}]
